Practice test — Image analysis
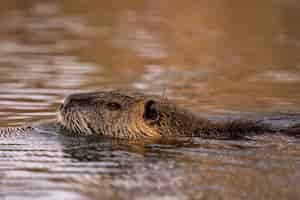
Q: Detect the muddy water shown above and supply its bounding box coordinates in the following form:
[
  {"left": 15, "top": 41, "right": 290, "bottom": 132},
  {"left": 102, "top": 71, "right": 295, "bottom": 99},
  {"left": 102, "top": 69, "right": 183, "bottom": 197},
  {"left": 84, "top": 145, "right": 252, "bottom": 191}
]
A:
[{"left": 0, "top": 1, "right": 300, "bottom": 199}]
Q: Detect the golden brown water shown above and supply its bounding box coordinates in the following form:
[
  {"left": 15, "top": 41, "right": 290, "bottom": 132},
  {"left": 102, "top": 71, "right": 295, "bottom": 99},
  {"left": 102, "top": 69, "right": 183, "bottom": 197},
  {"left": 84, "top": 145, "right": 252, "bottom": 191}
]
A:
[{"left": 0, "top": 1, "right": 300, "bottom": 199}]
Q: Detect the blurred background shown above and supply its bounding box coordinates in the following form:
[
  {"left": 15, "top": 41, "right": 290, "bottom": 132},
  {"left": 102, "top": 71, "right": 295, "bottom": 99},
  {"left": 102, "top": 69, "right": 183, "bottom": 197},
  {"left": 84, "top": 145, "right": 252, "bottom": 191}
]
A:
[
  {"left": 0, "top": 0, "right": 300, "bottom": 125},
  {"left": 1, "top": 1, "right": 300, "bottom": 200}
]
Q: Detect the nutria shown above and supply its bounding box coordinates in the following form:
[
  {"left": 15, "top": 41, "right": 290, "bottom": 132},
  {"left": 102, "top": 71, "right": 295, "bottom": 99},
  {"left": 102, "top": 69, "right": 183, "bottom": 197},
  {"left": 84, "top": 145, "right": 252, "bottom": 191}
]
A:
[
  {"left": 57, "top": 90, "right": 294, "bottom": 139},
  {"left": 1, "top": 90, "right": 299, "bottom": 139}
]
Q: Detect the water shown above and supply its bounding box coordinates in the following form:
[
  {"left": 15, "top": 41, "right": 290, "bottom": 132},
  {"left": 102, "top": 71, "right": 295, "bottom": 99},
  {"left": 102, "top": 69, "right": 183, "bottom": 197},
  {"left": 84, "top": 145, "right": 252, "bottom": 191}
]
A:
[{"left": 0, "top": 1, "right": 300, "bottom": 199}]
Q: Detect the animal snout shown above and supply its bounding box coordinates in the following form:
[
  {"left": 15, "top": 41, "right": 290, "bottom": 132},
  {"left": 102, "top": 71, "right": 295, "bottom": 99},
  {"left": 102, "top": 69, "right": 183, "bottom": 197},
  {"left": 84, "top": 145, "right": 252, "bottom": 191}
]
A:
[{"left": 61, "top": 93, "right": 95, "bottom": 109}]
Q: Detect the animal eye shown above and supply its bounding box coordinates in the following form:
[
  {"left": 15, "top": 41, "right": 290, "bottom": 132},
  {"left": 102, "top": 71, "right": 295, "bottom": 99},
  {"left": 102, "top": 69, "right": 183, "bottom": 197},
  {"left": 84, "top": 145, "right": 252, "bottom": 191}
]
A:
[{"left": 106, "top": 102, "right": 121, "bottom": 111}]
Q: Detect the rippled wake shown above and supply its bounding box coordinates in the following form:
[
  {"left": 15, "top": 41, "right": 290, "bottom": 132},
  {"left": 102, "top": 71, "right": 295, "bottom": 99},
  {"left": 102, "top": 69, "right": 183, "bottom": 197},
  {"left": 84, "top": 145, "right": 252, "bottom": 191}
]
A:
[{"left": 0, "top": 127, "right": 299, "bottom": 200}]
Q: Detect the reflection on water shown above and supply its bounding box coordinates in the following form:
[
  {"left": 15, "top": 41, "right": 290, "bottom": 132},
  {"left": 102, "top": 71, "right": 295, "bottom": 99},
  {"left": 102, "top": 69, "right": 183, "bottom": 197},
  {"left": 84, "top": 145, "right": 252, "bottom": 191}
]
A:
[
  {"left": 1, "top": 133, "right": 299, "bottom": 200},
  {"left": 0, "top": 0, "right": 300, "bottom": 199}
]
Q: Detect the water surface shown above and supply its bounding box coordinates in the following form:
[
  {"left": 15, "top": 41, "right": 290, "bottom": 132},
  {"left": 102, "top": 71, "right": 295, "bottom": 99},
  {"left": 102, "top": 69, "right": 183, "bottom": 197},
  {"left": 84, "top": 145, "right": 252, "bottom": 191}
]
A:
[{"left": 0, "top": 1, "right": 300, "bottom": 199}]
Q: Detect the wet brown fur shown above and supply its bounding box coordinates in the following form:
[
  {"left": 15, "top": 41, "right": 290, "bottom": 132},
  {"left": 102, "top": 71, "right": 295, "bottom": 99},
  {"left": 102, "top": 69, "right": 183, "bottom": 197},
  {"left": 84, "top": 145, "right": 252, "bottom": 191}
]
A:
[{"left": 58, "top": 90, "right": 274, "bottom": 140}]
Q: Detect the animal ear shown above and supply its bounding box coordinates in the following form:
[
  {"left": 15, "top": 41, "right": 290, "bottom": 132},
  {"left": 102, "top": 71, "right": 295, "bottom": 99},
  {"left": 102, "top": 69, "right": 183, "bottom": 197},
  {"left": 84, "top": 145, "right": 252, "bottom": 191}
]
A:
[{"left": 143, "top": 99, "right": 159, "bottom": 123}]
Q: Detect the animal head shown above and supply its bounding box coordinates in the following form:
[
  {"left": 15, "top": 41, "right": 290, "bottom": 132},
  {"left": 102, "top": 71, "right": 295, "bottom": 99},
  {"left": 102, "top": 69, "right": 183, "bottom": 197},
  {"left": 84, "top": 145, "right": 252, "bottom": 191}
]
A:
[{"left": 58, "top": 90, "right": 192, "bottom": 139}]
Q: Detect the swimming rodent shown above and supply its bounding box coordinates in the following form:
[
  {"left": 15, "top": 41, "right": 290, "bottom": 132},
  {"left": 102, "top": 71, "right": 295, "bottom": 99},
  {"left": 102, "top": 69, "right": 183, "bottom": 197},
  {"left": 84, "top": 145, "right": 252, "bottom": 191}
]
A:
[
  {"left": 57, "top": 90, "right": 299, "bottom": 139},
  {"left": 1, "top": 90, "right": 299, "bottom": 139}
]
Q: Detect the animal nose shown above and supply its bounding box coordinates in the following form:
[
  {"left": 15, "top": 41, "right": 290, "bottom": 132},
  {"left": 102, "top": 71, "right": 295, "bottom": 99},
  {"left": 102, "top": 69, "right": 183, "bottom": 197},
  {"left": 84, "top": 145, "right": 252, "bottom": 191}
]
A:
[
  {"left": 62, "top": 93, "right": 94, "bottom": 108},
  {"left": 63, "top": 95, "right": 74, "bottom": 106}
]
